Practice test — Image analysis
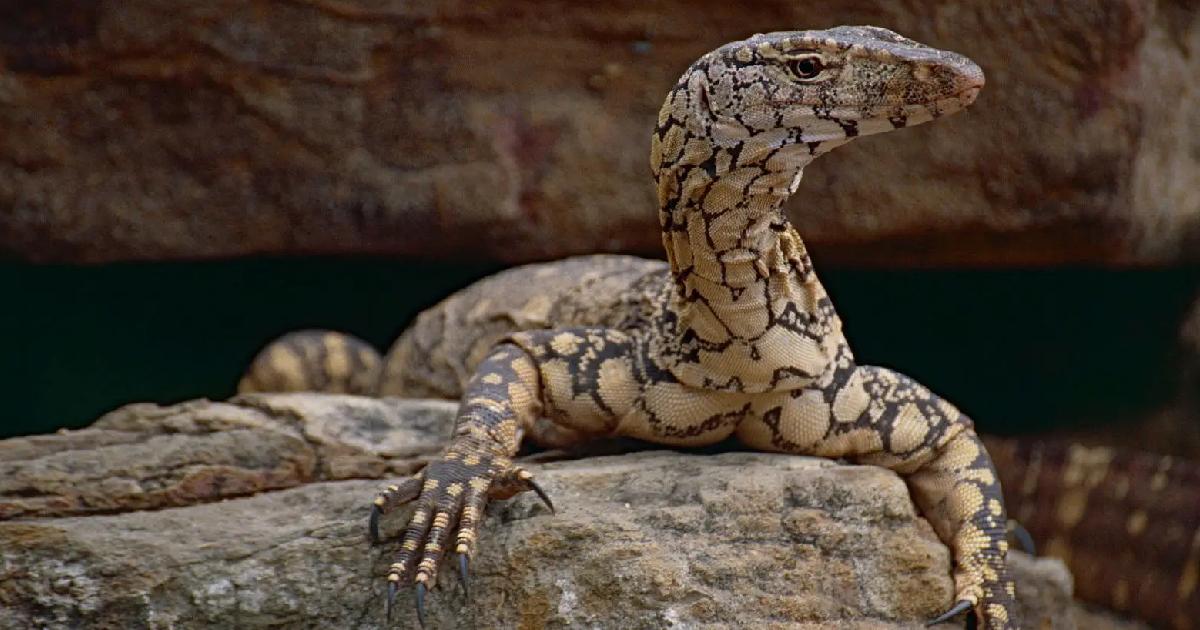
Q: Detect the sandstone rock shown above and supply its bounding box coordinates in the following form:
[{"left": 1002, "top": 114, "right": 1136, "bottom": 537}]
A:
[
  {"left": 0, "top": 395, "right": 1146, "bottom": 628},
  {"left": 0, "top": 395, "right": 456, "bottom": 520},
  {"left": 1, "top": 1, "right": 1196, "bottom": 266},
  {"left": 0, "top": 454, "right": 1103, "bottom": 630}
]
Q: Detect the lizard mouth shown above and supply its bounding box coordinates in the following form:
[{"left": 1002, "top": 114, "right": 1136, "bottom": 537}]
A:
[
  {"left": 947, "top": 59, "right": 985, "bottom": 107},
  {"left": 956, "top": 85, "right": 983, "bottom": 106},
  {"left": 908, "top": 72, "right": 985, "bottom": 120},
  {"left": 930, "top": 83, "right": 984, "bottom": 117}
]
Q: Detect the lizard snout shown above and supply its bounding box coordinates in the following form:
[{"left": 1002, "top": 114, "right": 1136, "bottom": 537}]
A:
[{"left": 943, "top": 56, "right": 985, "bottom": 106}]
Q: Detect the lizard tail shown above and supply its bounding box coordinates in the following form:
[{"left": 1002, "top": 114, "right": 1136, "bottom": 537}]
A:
[
  {"left": 238, "top": 329, "right": 383, "bottom": 396},
  {"left": 983, "top": 435, "right": 1200, "bottom": 628}
]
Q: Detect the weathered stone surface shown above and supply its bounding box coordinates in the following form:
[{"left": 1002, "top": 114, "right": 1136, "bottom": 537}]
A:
[
  {"left": 0, "top": 453, "right": 1125, "bottom": 630},
  {"left": 0, "top": 395, "right": 1147, "bottom": 629},
  {"left": 1, "top": 1, "right": 1196, "bottom": 266},
  {"left": 0, "top": 394, "right": 456, "bottom": 520}
]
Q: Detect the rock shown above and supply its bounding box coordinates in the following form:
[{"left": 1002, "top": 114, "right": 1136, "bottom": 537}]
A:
[
  {"left": 1, "top": 1, "right": 1196, "bottom": 266},
  {"left": 0, "top": 394, "right": 456, "bottom": 520},
  {"left": 0, "top": 395, "right": 1146, "bottom": 628},
  {"left": 0, "top": 455, "right": 1086, "bottom": 630}
]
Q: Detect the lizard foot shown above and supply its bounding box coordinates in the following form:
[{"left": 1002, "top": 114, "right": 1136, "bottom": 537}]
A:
[
  {"left": 369, "top": 448, "right": 553, "bottom": 627},
  {"left": 926, "top": 574, "right": 1016, "bottom": 630}
]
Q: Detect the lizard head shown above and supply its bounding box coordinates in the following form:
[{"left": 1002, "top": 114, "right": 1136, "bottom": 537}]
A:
[{"left": 652, "top": 26, "right": 984, "bottom": 183}]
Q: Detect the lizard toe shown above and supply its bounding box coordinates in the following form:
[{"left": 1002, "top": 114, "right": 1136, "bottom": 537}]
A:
[
  {"left": 386, "top": 579, "right": 399, "bottom": 623},
  {"left": 368, "top": 503, "right": 383, "bottom": 545},
  {"left": 489, "top": 466, "right": 555, "bottom": 513},
  {"left": 413, "top": 506, "right": 459, "bottom": 586},
  {"left": 368, "top": 477, "right": 422, "bottom": 544},
  {"left": 524, "top": 474, "right": 555, "bottom": 513}
]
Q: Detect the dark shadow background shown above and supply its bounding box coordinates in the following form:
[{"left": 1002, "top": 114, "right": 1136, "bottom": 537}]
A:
[{"left": 3, "top": 258, "right": 1196, "bottom": 439}]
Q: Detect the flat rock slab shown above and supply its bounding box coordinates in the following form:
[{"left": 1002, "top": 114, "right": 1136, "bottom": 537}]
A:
[
  {"left": 0, "top": 395, "right": 457, "bottom": 520},
  {"left": 0, "top": 395, "right": 1146, "bottom": 629}
]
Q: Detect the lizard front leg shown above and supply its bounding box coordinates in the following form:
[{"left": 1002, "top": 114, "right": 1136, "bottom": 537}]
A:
[
  {"left": 371, "top": 328, "right": 636, "bottom": 625},
  {"left": 738, "top": 363, "right": 1016, "bottom": 629},
  {"left": 369, "top": 342, "right": 545, "bottom": 624}
]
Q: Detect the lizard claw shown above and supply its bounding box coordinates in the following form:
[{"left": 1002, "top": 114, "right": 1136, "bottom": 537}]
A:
[
  {"left": 1006, "top": 519, "right": 1037, "bottom": 555},
  {"left": 927, "top": 599, "right": 972, "bottom": 626},
  {"left": 367, "top": 477, "right": 421, "bottom": 545},
  {"left": 368, "top": 503, "right": 383, "bottom": 545},
  {"left": 386, "top": 580, "right": 398, "bottom": 623},
  {"left": 458, "top": 553, "right": 471, "bottom": 598},
  {"left": 525, "top": 476, "right": 555, "bottom": 513},
  {"left": 415, "top": 582, "right": 427, "bottom": 628},
  {"left": 503, "top": 468, "right": 555, "bottom": 513}
]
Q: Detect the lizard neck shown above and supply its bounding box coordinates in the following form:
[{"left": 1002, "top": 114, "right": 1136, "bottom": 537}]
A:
[
  {"left": 651, "top": 81, "right": 846, "bottom": 392},
  {"left": 656, "top": 140, "right": 818, "bottom": 324}
]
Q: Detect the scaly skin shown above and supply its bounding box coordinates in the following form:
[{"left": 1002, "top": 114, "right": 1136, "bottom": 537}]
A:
[
  {"left": 242, "top": 27, "right": 1014, "bottom": 628},
  {"left": 985, "top": 436, "right": 1200, "bottom": 630}
]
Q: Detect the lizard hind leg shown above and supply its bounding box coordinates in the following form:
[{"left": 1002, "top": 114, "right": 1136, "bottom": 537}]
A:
[
  {"left": 843, "top": 366, "right": 1015, "bottom": 629},
  {"left": 237, "top": 329, "right": 383, "bottom": 395},
  {"left": 740, "top": 363, "right": 1018, "bottom": 629}
]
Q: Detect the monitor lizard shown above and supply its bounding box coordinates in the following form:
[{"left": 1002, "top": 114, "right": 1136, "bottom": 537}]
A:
[{"left": 240, "top": 26, "right": 1013, "bottom": 628}]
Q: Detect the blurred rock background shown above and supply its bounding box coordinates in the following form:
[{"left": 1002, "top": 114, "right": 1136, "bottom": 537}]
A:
[
  {"left": 2, "top": 0, "right": 1198, "bottom": 265},
  {"left": 1, "top": 0, "right": 1197, "bottom": 454}
]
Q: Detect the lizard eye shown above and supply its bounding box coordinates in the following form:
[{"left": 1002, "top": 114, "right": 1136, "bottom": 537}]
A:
[{"left": 789, "top": 56, "right": 824, "bottom": 80}]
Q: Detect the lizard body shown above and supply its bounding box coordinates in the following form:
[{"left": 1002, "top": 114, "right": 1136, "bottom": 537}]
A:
[
  {"left": 241, "top": 27, "right": 1013, "bottom": 628},
  {"left": 985, "top": 436, "right": 1200, "bottom": 629}
]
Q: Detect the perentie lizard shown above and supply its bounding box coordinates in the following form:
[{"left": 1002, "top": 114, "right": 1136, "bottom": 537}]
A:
[
  {"left": 240, "top": 27, "right": 1013, "bottom": 629},
  {"left": 985, "top": 436, "right": 1200, "bottom": 629}
]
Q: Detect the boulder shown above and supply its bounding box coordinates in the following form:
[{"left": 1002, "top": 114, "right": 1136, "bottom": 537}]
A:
[
  {"left": 0, "top": 395, "right": 1146, "bottom": 628},
  {"left": 0, "top": 395, "right": 455, "bottom": 520},
  {"left": 1, "top": 1, "right": 1196, "bottom": 266}
]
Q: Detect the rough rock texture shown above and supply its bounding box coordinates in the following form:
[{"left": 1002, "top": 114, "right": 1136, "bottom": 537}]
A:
[
  {"left": 0, "top": 395, "right": 456, "bottom": 520},
  {"left": 0, "top": 395, "right": 1147, "bottom": 629},
  {"left": 1, "top": 1, "right": 1197, "bottom": 267}
]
